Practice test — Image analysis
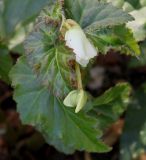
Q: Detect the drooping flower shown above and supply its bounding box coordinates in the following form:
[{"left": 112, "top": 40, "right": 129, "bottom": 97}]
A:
[
  {"left": 64, "top": 19, "right": 98, "bottom": 67},
  {"left": 63, "top": 89, "right": 88, "bottom": 113}
]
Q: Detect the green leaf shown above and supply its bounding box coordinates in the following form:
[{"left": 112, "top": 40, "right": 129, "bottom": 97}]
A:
[
  {"left": 93, "top": 83, "right": 131, "bottom": 106},
  {"left": 0, "top": 44, "right": 13, "bottom": 83},
  {"left": 10, "top": 56, "right": 110, "bottom": 154},
  {"left": 113, "top": 25, "right": 140, "bottom": 55},
  {"left": 2, "top": 0, "right": 54, "bottom": 35},
  {"left": 64, "top": 0, "right": 133, "bottom": 31},
  {"left": 24, "top": 9, "right": 76, "bottom": 98},
  {"left": 91, "top": 83, "right": 131, "bottom": 129},
  {"left": 87, "top": 25, "right": 140, "bottom": 56},
  {"left": 120, "top": 85, "right": 146, "bottom": 160}
]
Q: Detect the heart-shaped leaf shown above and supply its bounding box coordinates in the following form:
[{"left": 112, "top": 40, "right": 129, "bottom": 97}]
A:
[{"left": 10, "top": 56, "right": 110, "bottom": 154}]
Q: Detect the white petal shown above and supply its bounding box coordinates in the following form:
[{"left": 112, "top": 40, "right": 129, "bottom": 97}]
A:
[
  {"left": 65, "top": 26, "right": 97, "bottom": 67},
  {"left": 84, "top": 38, "right": 97, "bottom": 59},
  {"left": 65, "top": 26, "right": 85, "bottom": 57},
  {"left": 76, "top": 56, "right": 89, "bottom": 67}
]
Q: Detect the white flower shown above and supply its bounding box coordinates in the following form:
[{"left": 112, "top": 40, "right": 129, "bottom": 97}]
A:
[
  {"left": 64, "top": 20, "right": 97, "bottom": 67},
  {"left": 63, "top": 89, "right": 88, "bottom": 113}
]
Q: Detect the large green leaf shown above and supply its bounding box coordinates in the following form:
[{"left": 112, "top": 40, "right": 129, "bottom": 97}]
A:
[
  {"left": 64, "top": 0, "right": 133, "bottom": 31},
  {"left": 24, "top": 8, "right": 76, "bottom": 98},
  {"left": 120, "top": 85, "right": 146, "bottom": 160},
  {"left": 91, "top": 83, "right": 131, "bottom": 129},
  {"left": 10, "top": 56, "right": 110, "bottom": 154},
  {"left": 0, "top": 44, "right": 13, "bottom": 83}
]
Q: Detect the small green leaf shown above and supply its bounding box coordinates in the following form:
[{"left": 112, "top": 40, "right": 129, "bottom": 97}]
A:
[
  {"left": 87, "top": 25, "right": 140, "bottom": 56},
  {"left": 92, "top": 83, "right": 131, "bottom": 129},
  {"left": 64, "top": 0, "right": 133, "bottom": 31},
  {"left": 0, "top": 44, "right": 13, "bottom": 83},
  {"left": 93, "top": 83, "right": 130, "bottom": 106},
  {"left": 10, "top": 56, "right": 110, "bottom": 154},
  {"left": 120, "top": 85, "right": 146, "bottom": 160},
  {"left": 113, "top": 25, "right": 140, "bottom": 56}
]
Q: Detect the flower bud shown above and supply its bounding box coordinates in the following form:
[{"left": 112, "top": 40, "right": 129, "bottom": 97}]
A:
[{"left": 63, "top": 89, "right": 88, "bottom": 113}]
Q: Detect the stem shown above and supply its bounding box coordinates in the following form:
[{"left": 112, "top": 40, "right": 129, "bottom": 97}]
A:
[{"left": 75, "top": 63, "right": 83, "bottom": 90}]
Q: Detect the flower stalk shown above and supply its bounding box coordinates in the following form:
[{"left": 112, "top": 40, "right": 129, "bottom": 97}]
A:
[{"left": 75, "top": 63, "right": 83, "bottom": 90}]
